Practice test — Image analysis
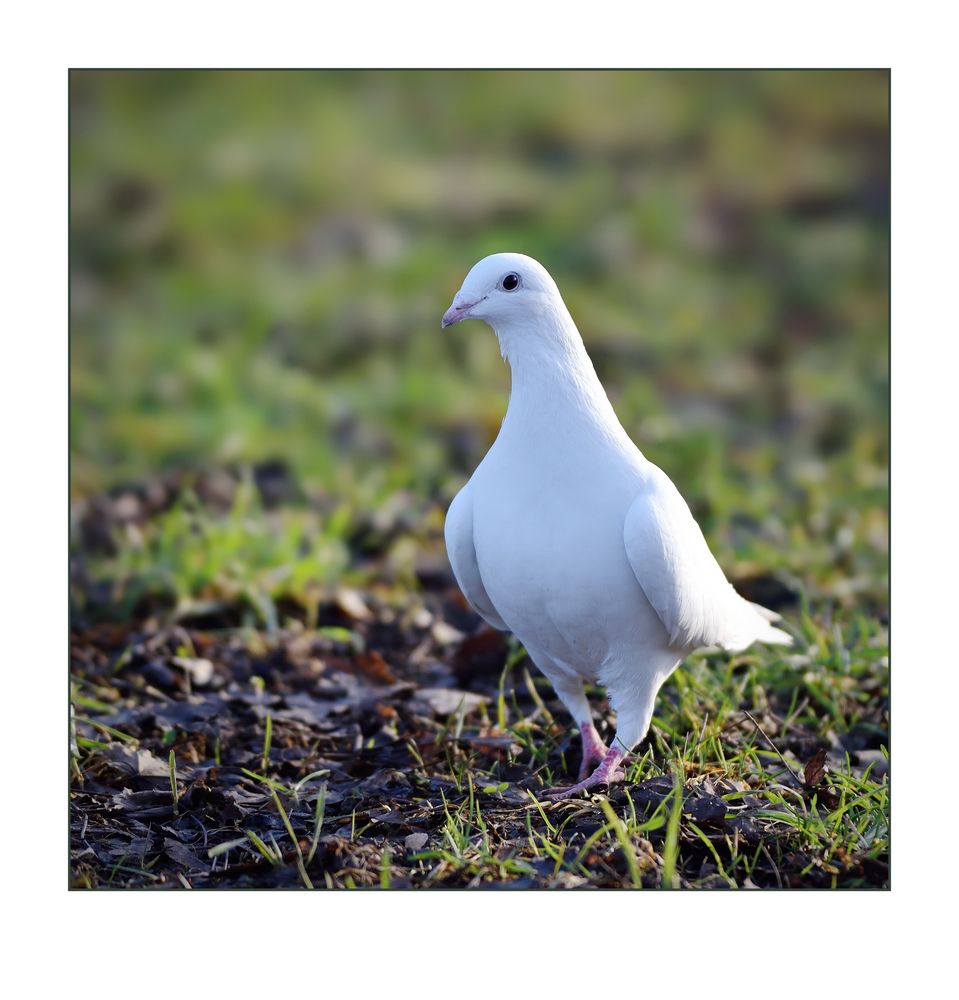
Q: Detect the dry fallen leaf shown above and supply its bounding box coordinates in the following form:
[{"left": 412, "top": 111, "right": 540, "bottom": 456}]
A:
[{"left": 803, "top": 748, "right": 828, "bottom": 788}]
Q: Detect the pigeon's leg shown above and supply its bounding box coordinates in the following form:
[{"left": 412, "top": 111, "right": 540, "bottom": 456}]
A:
[
  {"left": 547, "top": 674, "right": 608, "bottom": 780},
  {"left": 542, "top": 745, "right": 629, "bottom": 798},
  {"left": 577, "top": 721, "right": 609, "bottom": 780},
  {"left": 542, "top": 684, "right": 657, "bottom": 798}
]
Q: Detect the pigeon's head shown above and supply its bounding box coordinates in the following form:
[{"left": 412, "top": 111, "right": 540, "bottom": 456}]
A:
[{"left": 441, "top": 253, "right": 560, "bottom": 332}]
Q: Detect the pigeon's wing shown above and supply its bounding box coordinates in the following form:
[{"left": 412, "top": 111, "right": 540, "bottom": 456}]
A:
[
  {"left": 445, "top": 484, "right": 509, "bottom": 631},
  {"left": 624, "top": 465, "right": 790, "bottom": 651}
]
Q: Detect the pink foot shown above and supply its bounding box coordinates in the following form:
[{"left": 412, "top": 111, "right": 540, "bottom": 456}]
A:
[
  {"left": 578, "top": 722, "right": 609, "bottom": 781},
  {"left": 544, "top": 747, "right": 627, "bottom": 798}
]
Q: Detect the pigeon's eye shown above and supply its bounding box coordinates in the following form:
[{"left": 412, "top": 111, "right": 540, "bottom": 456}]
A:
[{"left": 501, "top": 272, "right": 521, "bottom": 291}]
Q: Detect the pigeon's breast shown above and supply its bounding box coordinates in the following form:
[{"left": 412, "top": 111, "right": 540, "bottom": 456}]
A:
[{"left": 469, "top": 438, "right": 665, "bottom": 670}]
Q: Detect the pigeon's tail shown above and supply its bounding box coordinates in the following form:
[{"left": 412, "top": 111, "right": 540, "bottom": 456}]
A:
[
  {"left": 748, "top": 601, "right": 793, "bottom": 647},
  {"left": 720, "top": 599, "right": 794, "bottom": 651},
  {"left": 756, "top": 622, "right": 793, "bottom": 646}
]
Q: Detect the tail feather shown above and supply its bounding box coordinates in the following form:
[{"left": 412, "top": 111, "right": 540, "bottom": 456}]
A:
[
  {"left": 721, "top": 598, "right": 794, "bottom": 651},
  {"left": 748, "top": 601, "right": 793, "bottom": 646},
  {"left": 749, "top": 601, "right": 782, "bottom": 623},
  {"left": 758, "top": 623, "right": 793, "bottom": 646}
]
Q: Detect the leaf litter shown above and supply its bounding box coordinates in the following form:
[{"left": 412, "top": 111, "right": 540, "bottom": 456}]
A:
[{"left": 71, "top": 602, "right": 888, "bottom": 889}]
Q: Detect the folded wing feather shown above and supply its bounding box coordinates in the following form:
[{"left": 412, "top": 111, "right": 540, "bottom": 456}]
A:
[
  {"left": 624, "top": 465, "right": 791, "bottom": 651},
  {"left": 444, "top": 485, "right": 509, "bottom": 631}
]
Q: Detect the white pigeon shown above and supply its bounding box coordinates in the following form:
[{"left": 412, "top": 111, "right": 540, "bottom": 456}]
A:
[{"left": 442, "top": 252, "right": 792, "bottom": 797}]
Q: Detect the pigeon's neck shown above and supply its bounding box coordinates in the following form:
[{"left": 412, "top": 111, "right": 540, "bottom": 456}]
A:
[{"left": 493, "top": 302, "right": 623, "bottom": 435}]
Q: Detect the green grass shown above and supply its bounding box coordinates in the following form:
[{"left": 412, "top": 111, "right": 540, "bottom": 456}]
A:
[{"left": 70, "top": 70, "right": 887, "bottom": 507}]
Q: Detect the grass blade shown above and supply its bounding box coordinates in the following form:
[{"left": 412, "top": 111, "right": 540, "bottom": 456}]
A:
[
  {"left": 168, "top": 750, "right": 179, "bottom": 816},
  {"left": 661, "top": 767, "right": 684, "bottom": 889},
  {"left": 599, "top": 798, "right": 643, "bottom": 888}
]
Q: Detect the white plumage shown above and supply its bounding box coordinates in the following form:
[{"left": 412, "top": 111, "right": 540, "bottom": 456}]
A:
[{"left": 442, "top": 252, "right": 791, "bottom": 796}]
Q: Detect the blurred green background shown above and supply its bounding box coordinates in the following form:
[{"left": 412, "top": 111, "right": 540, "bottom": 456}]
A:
[{"left": 69, "top": 70, "right": 888, "bottom": 619}]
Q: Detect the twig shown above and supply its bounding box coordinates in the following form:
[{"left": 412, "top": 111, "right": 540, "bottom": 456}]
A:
[
  {"left": 761, "top": 843, "right": 784, "bottom": 889},
  {"left": 742, "top": 710, "right": 804, "bottom": 786}
]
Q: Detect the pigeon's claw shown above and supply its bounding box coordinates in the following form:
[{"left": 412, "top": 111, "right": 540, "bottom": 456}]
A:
[
  {"left": 578, "top": 723, "right": 610, "bottom": 781},
  {"left": 544, "top": 746, "right": 627, "bottom": 798}
]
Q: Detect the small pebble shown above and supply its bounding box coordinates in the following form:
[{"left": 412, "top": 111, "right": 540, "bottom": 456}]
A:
[{"left": 405, "top": 832, "right": 428, "bottom": 852}]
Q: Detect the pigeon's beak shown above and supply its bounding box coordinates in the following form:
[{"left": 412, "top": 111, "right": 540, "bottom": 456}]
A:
[
  {"left": 441, "top": 299, "right": 476, "bottom": 329},
  {"left": 441, "top": 293, "right": 486, "bottom": 329}
]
